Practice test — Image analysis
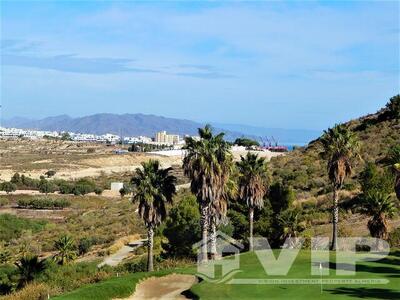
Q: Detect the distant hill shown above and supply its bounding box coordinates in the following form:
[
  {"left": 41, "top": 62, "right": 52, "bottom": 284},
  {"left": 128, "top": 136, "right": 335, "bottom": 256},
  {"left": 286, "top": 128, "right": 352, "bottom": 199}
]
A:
[
  {"left": 3, "top": 114, "right": 203, "bottom": 137},
  {"left": 3, "top": 113, "right": 319, "bottom": 144}
]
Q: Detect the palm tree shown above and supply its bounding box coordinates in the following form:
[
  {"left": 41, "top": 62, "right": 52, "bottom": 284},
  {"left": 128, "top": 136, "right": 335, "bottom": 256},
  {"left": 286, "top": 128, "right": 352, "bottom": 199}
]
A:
[
  {"left": 361, "top": 190, "right": 397, "bottom": 245},
  {"left": 278, "top": 209, "right": 305, "bottom": 248},
  {"left": 183, "top": 125, "right": 232, "bottom": 262},
  {"left": 320, "top": 124, "right": 360, "bottom": 250},
  {"left": 15, "top": 255, "right": 46, "bottom": 287},
  {"left": 236, "top": 152, "right": 269, "bottom": 251},
  {"left": 54, "top": 235, "right": 77, "bottom": 265},
  {"left": 131, "top": 159, "right": 176, "bottom": 271}
]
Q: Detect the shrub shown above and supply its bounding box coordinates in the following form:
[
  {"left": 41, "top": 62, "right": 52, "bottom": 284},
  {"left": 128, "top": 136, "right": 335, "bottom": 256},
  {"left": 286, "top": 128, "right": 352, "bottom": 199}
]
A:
[
  {"left": 116, "top": 257, "right": 147, "bottom": 273},
  {"left": 58, "top": 181, "right": 74, "bottom": 194},
  {"left": 119, "top": 185, "right": 130, "bottom": 197},
  {"left": 78, "top": 238, "right": 94, "bottom": 256},
  {"left": 72, "top": 179, "right": 96, "bottom": 196},
  {"left": 0, "top": 182, "right": 17, "bottom": 194},
  {"left": 17, "top": 198, "right": 70, "bottom": 210},
  {"left": 38, "top": 180, "right": 56, "bottom": 194},
  {"left": 1, "top": 282, "right": 50, "bottom": 300},
  {"left": 44, "top": 170, "right": 56, "bottom": 178},
  {"left": 94, "top": 187, "right": 103, "bottom": 195},
  {"left": 0, "top": 197, "right": 9, "bottom": 207}
]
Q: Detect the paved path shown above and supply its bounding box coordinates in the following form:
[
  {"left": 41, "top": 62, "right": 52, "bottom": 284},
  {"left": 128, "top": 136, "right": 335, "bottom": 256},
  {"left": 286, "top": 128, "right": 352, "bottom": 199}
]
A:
[{"left": 98, "top": 239, "right": 147, "bottom": 268}]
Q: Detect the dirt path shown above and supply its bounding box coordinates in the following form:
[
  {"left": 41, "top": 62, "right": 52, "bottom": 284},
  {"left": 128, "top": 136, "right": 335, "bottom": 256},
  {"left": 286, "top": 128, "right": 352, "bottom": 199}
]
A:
[
  {"left": 98, "top": 239, "right": 147, "bottom": 268},
  {"left": 119, "top": 274, "right": 197, "bottom": 300}
]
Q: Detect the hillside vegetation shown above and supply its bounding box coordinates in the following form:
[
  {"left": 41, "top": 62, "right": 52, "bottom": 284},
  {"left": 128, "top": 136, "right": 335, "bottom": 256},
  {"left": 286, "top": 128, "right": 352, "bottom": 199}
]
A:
[{"left": 270, "top": 100, "right": 400, "bottom": 200}]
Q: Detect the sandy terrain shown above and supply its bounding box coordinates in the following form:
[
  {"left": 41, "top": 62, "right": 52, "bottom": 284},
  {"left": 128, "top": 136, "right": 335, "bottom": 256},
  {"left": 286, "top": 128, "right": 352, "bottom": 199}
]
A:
[
  {"left": 0, "top": 139, "right": 284, "bottom": 182},
  {"left": 117, "top": 274, "right": 198, "bottom": 300}
]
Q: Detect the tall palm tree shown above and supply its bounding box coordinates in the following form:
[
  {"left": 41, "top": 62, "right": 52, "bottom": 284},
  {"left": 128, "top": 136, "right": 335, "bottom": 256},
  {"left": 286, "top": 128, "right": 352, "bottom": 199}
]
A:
[
  {"left": 236, "top": 152, "right": 269, "bottom": 251},
  {"left": 183, "top": 125, "right": 232, "bottom": 262},
  {"left": 320, "top": 124, "right": 360, "bottom": 250},
  {"left": 54, "top": 235, "right": 77, "bottom": 265},
  {"left": 131, "top": 159, "right": 176, "bottom": 271},
  {"left": 361, "top": 190, "right": 397, "bottom": 243},
  {"left": 15, "top": 255, "right": 46, "bottom": 287}
]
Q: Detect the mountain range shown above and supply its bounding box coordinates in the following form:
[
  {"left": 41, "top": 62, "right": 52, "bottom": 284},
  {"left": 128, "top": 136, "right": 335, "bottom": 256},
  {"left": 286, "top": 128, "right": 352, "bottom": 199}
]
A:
[{"left": 2, "top": 114, "right": 321, "bottom": 144}]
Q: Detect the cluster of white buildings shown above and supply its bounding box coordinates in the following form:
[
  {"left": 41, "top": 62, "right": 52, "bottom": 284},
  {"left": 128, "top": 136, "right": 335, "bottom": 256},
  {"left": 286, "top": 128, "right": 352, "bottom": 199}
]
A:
[
  {"left": 0, "top": 127, "right": 60, "bottom": 140},
  {"left": 0, "top": 126, "right": 183, "bottom": 146}
]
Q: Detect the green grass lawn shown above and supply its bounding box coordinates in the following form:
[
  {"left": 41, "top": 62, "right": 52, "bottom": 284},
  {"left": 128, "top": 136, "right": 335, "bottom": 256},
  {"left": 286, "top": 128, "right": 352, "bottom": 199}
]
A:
[{"left": 54, "top": 250, "right": 400, "bottom": 300}]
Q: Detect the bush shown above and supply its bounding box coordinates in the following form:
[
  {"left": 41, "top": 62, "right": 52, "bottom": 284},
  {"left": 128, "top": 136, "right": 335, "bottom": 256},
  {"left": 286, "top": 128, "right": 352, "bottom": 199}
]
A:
[
  {"left": 58, "top": 181, "right": 74, "bottom": 194},
  {"left": 17, "top": 198, "right": 70, "bottom": 210},
  {"left": 72, "top": 179, "right": 96, "bottom": 196},
  {"left": 44, "top": 170, "right": 56, "bottom": 178},
  {"left": 119, "top": 185, "right": 130, "bottom": 197},
  {"left": 38, "top": 180, "right": 56, "bottom": 194},
  {"left": 0, "top": 182, "right": 17, "bottom": 194},
  {"left": 78, "top": 238, "right": 94, "bottom": 256},
  {"left": 94, "top": 187, "right": 103, "bottom": 195},
  {"left": 116, "top": 257, "right": 147, "bottom": 273},
  {"left": 2, "top": 282, "right": 50, "bottom": 300}
]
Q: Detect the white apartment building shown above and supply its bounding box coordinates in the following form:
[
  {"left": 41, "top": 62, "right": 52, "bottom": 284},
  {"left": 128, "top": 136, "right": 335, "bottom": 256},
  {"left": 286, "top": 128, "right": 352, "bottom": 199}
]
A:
[{"left": 155, "top": 131, "right": 180, "bottom": 145}]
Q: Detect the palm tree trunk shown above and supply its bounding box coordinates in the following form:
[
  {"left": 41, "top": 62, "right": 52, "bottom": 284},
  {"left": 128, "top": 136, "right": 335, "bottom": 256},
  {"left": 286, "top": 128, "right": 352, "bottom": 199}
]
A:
[
  {"left": 147, "top": 226, "right": 154, "bottom": 272},
  {"left": 249, "top": 207, "right": 254, "bottom": 251},
  {"left": 330, "top": 187, "right": 339, "bottom": 251},
  {"left": 210, "top": 221, "right": 220, "bottom": 260},
  {"left": 200, "top": 202, "right": 209, "bottom": 263}
]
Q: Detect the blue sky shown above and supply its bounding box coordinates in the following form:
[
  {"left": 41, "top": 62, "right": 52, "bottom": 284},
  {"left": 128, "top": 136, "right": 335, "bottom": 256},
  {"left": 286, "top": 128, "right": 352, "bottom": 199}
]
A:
[{"left": 1, "top": 1, "right": 399, "bottom": 130}]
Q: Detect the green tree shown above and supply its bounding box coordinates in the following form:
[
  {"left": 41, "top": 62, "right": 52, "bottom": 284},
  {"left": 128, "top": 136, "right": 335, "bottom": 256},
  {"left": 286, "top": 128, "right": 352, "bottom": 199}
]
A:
[
  {"left": 131, "top": 160, "right": 176, "bottom": 271},
  {"left": 60, "top": 132, "right": 72, "bottom": 141},
  {"left": 183, "top": 125, "right": 232, "bottom": 262},
  {"left": 268, "top": 182, "right": 296, "bottom": 214},
  {"left": 10, "top": 173, "right": 21, "bottom": 185},
  {"left": 236, "top": 152, "right": 269, "bottom": 251},
  {"left": 53, "top": 235, "right": 77, "bottom": 265},
  {"left": 15, "top": 255, "right": 46, "bottom": 287},
  {"left": 0, "top": 182, "right": 16, "bottom": 194},
  {"left": 234, "top": 138, "right": 260, "bottom": 148},
  {"left": 359, "top": 162, "right": 393, "bottom": 196},
  {"left": 162, "top": 193, "right": 200, "bottom": 258},
  {"left": 361, "top": 190, "right": 397, "bottom": 242},
  {"left": 38, "top": 179, "right": 55, "bottom": 194},
  {"left": 320, "top": 124, "right": 360, "bottom": 250}
]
